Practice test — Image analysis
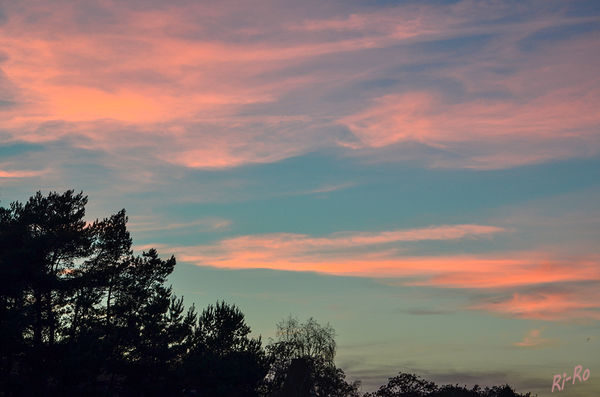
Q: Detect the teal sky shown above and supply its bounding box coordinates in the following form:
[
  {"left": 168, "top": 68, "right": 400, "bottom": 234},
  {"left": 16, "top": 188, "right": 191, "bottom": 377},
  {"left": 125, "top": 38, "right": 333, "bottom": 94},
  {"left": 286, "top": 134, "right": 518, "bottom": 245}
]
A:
[{"left": 1, "top": 1, "right": 600, "bottom": 395}]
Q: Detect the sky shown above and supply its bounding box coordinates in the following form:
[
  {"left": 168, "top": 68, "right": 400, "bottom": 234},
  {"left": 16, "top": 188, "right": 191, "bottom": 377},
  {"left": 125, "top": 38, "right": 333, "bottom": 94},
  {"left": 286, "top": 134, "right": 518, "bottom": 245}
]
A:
[{"left": 1, "top": 0, "right": 599, "bottom": 395}]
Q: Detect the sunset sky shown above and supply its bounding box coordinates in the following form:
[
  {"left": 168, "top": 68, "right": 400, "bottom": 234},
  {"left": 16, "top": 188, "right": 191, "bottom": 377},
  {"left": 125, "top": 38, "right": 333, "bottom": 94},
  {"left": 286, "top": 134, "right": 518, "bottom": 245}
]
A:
[{"left": 1, "top": 0, "right": 599, "bottom": 395}]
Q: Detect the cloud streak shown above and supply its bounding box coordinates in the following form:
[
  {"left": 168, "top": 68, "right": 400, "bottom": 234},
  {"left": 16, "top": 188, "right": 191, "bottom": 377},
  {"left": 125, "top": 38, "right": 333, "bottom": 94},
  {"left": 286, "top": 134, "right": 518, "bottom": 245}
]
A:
[
  {"left": 340, "top": 83, "right": 600, "bottom": 169},
  {"left": 472, "top": 287, "right": 600, "bottom": 321},
  {"left": 143, "top": 220, "right": 600, "bottom": 321},
  {"left": 0, "top": 169, "right": 45, "bottom": 178},
  {"left": 513, "top": 329, "right": 556, "bottom": 348},
  {"left": 1, "top": 0, "right": 599, "bottom": 324},
  {"left": 0, "top": 0, "right": 598, "bottom": 181},
  {"left": 128, "top": 216, "right": 232, "bottom": 233}
]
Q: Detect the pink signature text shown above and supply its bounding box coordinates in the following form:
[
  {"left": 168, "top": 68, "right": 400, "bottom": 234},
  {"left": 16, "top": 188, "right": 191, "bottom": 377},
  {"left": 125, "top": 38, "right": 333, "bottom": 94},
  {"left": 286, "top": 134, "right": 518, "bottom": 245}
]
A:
[{"left": 552, "top": 365, "right": 590, "bottom": 392}]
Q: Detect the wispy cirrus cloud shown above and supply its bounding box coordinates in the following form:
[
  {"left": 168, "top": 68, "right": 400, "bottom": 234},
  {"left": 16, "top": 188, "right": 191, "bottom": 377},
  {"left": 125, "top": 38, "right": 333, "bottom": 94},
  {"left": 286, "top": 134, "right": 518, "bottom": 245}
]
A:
[
  {"left": 128, "top": 216, "right": 232, "bottom": 233},
  {"left": 339, "top": 33, "right": 600, "bottom": 169},
  {"left": 0, "top": 169, "right": 45, "bottom": 178},
  {"left": 1, "top": 0, "right": 598, "bottom": 182},
  {"left": 513, "top": 329, "right": 555, "bottom": 348},
  {"left": 1, "top": 2, "right": 599, "bottom": 391},
  {"left": 159, "top": 225, "right": 505, "bottom": 264},
  {"left": 143, "top": 220, "right": 600, "bottom": 321},
  {"left": 152, "top": 227, "right": 600, "bottom": 290},
  {"left": 143, "top": 224, "right": 507, "bottom": 274},
  {"left": 472, "top": 285, "right": 600, "bottom": 322},
  {"left": 212, "top": 224, "right": 504, "bottom": 251},
  {"left": 2, "top": 0, "right": 599, "bottom": 323}
]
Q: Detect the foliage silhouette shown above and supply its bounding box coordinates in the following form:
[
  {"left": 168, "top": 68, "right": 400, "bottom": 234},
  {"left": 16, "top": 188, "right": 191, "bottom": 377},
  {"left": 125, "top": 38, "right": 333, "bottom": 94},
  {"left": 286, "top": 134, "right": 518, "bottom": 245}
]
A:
[
  {"left": 182, "top": 301, "right": 269, "bottom": 396},
  {"left": 263, "top": 316, "right": 360, "bottom": 396},
  {"left": 1, "top": 190, "right": 536, "bottom": 397},
  {"left": 364, "top": 373, "right": 535, "bottom": 397},
  {"left": 0, "top": 190, "right": 264, "bottom": 395}
]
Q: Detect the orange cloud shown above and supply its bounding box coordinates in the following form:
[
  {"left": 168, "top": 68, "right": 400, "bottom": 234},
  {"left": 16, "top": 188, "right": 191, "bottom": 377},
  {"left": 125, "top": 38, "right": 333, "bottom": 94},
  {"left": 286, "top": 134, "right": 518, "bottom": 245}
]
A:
[
  {"left": 137, "top": 219, "right": 600, "bottom": 321},
  {"left": 419, "top": 257, "right": 600, "bottom": 289},
  {"left": 0, "top": 2, "right": 439, "bottom": 130},
  {"left": 140, "top": 224, "right": 505, "bottom": 272},
  {"left": 178, "top": 250, "right": 599, "bottom": 289},
  {"left": 146, "top": 225, "right": 599, "bottom": 288},
  {"left": 143, "top": 227, "right": 600, "bottom": 320}
]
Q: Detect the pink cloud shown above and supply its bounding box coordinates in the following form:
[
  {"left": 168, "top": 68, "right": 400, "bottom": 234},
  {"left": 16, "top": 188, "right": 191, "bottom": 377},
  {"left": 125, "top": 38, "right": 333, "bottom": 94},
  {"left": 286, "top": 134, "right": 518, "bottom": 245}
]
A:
[
  {"left": 472, "top": 290, "right": 600, "bottom": 322},
  {"left": 336, "top": 22, "right": 600, "bottom": 169},
  {"left": 128, "top": 216, "right": 232, "bottom": 233},
  {"left": 213, "top": 224, "right": 504, "bottom": 252},
  {"left": 141, "top": 221, "right": 599, "bottom": 321},
  {"left": 144, "top": 224, "right": 507, "bottom": 273},
  {"left": 0, "top": 0, "right": 598, "bottom": 177},
  {"left": 340, "top": 83, "right": 600, "bottom": 169},
  {"left": 0, "top": 3, "right": 334, "bottom": 169},
  {"left": 513, "top": 329, "right": 556, "bottom": 348},
  {"left": 0, "top": 169, "right": 45, "bottom": 178},
  {"left": 1, "top": 2, "right": 437, "bottom": 129},
  {"left": 418, "top": 257, "right": 600, "bottom": 289},
  {"left": 149, "top": 226, "right": 598, "bottom": 291},
  {"left": 290, "top": 8, "right": 438, "bottom": 40}
]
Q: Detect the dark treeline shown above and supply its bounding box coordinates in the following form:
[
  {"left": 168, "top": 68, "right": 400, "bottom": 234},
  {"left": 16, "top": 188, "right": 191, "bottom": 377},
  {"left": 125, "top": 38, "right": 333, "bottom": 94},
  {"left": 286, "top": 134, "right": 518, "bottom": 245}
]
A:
[{"left": 0, "top": 191, "right": 534, "bottom": 396}]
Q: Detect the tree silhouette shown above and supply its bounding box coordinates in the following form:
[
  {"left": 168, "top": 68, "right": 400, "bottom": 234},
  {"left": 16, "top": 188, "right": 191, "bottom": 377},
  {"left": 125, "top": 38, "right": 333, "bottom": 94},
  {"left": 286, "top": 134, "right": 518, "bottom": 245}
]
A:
[
  {"left": 365, "top": 373, "right": 534, "bottom": 397},
  {"left": 365, "top": 373, "right": 437, "bottom": 397},
  {"left": 264, "top": 316, "right": 360, "bottom": 397},
  {"left": 0, "top": 191, "right": 198, "bottom": 394},
  {"left": 182, "top": 301, "right": 268, "bottom": 396},
  {"left": 1, "top": 191, "right": 95, "bottom": 393},
  {"left": 1, "top": 190, "right": 536, "bottom": 397}
]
